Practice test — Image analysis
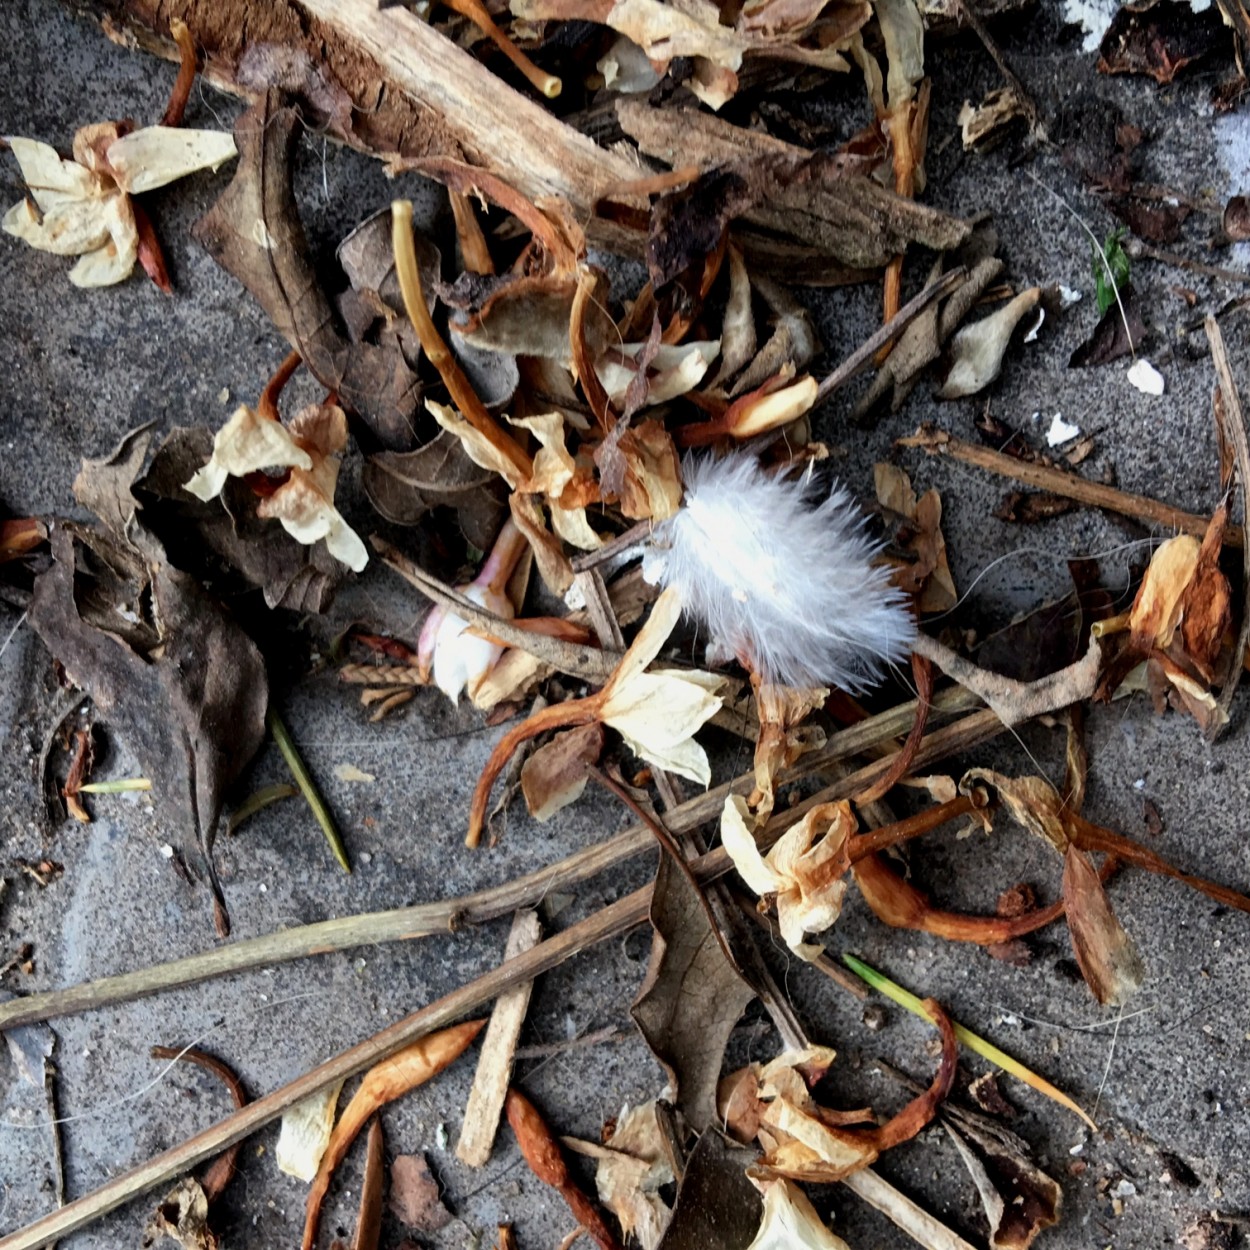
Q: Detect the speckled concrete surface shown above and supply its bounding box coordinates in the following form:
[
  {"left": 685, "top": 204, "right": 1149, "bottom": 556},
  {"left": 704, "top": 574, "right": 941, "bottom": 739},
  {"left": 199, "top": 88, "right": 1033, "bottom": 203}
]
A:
[{"left": 3, "top": 3, "right": 1250, "bottom": 1247}]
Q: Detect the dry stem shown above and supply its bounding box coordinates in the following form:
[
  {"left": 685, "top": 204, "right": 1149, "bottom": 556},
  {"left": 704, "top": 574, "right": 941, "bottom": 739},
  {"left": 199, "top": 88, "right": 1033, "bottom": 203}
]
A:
[
  {"left": 901, "top": 426, "right": 1246, "bottom": 547},
  {"left": 391, "top": 200, "right": 533, "bottom": 480}
]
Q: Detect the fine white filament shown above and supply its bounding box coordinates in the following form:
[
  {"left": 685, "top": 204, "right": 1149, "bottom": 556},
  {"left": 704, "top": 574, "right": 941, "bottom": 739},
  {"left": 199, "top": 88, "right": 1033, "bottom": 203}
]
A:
[{"left": 646, "top": 453, "right": 916, "bottom": 691}]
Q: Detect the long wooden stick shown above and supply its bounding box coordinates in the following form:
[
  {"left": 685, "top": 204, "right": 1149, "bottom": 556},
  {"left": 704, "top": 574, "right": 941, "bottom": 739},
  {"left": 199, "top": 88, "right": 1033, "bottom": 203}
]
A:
[
  {"left": 0, "top": 692, "right": 989, "bottom": 1032},
  {"left": 901, "top": 426, "right": 1245, "bottom": 547}
]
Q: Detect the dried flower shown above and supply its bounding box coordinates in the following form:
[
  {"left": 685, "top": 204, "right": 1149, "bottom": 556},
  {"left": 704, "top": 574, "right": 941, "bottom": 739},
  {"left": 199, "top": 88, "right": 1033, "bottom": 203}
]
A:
[
  {"left": 185, "top": 403, "right": 368, "bottom": 572},
  {"left": 747, "top": 1178, "right": 850, "bottom": 1250},
  {"left": 3, "top": 124, "right": 235, "bottom": 286},
  {"left": 721, "top": 794, "right": 854, "bottom": 959},
  {"left": 644, "top": 453, "right": 915, "bottom": 690}
]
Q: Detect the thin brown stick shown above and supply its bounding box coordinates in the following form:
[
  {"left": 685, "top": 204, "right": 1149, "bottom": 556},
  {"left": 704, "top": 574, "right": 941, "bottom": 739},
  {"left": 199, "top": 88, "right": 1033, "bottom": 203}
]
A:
[
  {"left": 953, "top": 0, "right": 1045, "bottom": 140},
  {"left": 391, "top": 200, "right": 534, "bottom": 481},
  {"left": 848, "top": 796, "right": 976, "bottom": 862},
  {"left": 816, "top": 268, "right": 967, "bottom": 404},
  {"left": 441, "top": 0, "right": 561, "bottom": 99},
  {"left": 1206, "top": 313, "right": 1250, "bottom": 735},
  {"left": 257, "top": 350, "right": 303, "bottom": 422},
  {"left": 0, "top": 693, "right": 994, "bottom": 1034},
  {"left": 569, "top": 521, "right": 652, "bottom": 572},
  {"left": 449, "top": 191, "right": 495, "bottom": 275},
  {"left": 901, "top": 426, "right": 1246, "bottom": 547},
  {"left": 158, "top": 17, "right": 197, "bottom": 127}
]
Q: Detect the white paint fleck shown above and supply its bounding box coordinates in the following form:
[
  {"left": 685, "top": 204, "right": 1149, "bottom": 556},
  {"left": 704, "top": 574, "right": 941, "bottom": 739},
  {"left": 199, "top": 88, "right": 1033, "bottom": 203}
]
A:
[
  {"left": 1046, "top": 413, "right": 1081, "bottom": 446},
  {"left": 1127, "top": 359, "right": 1165, "bottom": 396}
]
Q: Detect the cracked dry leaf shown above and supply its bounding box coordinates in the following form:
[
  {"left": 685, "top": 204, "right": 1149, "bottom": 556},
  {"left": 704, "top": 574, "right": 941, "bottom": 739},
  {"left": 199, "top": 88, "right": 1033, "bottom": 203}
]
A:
[
  {"left": 721, "top": 795, "right": 854, "bottom": 959},
  {"left": 599, "top": 586, "right": 724, "bottom": 784},
  {"left": 184, "top": 403, "right": 368, "bottom": 572},
  {"left": 656, "top": 1131, "right": 762, "bottom": 1250},
  {"left": 874, "top": 462, "right": 957, "bottom": 613},
  {"left": 936, "top": 287, "right": 1042, "bottom": 398},
  {"left": 3, "top": 124, "right": 235, "bottom": 287},
  {"left": 747, "top": 1178, "right": 850, "bottom": 1250}
]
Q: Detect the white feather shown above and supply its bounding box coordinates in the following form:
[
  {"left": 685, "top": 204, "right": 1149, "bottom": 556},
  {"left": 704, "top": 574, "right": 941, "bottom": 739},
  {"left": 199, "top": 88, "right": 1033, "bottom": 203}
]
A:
[{"left": 645, "top": 453, "right": 915, "bottom": 692}]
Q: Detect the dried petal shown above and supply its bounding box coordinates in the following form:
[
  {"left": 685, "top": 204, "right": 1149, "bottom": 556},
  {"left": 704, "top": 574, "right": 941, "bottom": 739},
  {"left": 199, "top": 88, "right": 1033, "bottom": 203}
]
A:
[
  {"left": 936, "top": 288, "right": 1042, "bottom": 399},
  {"left": 747, "top": 1178, "right": 850, "bottom": 1250},
  {"left": 277, "top": 1083, "right": 344, "bottom": 1182},
  {"left": 104, "top": 125, "right": 237, "bottom": 194},
  {"left": 184, "top": 405, "right": 313, "bottom": 501}
]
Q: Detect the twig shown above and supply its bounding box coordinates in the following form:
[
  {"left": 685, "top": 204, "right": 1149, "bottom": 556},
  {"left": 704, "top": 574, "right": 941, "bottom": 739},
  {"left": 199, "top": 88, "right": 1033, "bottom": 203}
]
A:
[
  {"left": 569, "top": 522, "right": 652, "bottom": 573},
  {"left": 912, "top": 633, "right": 1102, "bottom": 727},
  {"left": 267, "top": 709, "right": 351, "bottom": 873},
  {"left": 816, "top": 268, "right": 967, "bottom": 404},
  {"left": 841, "top": 1168, "right": 978, "bottom": 1250},
  {"left": 1129, "top": 239, "right": 1250, "bottom": 285},
  {"left": 0, "top": 696, "right": 998, "bottom": 1032},
  {"left": 392, "top": 200, "right": 533, "bottom": 480},
  {"left": 441, "top": 0, "right": 561, "bottom": 98},
  {"left": 1205, "top": 314, "right": 1250, "bottom": 736},
  {"left": 900, "top": 426, "right": 1246, "bottom": 547},
  {"left": 374, "top": 537, "right": 619, "bottom": 682}
]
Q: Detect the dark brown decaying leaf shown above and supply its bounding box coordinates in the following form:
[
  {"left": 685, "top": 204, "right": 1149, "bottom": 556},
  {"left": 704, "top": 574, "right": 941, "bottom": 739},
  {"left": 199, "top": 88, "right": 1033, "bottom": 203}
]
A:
[
  {"left": 389, "top": 1154, "right": 452, "bottom": 1233},
  {"left": 137, "top": 428, "right": 345, "bottom": 614},
  {"left": 655, "top": 1131, "right": 761, "bottom": 1250},
  {"left": 362, "top": 432, "right": 507, "bottom": 551},
  {"left": 1098, "top": 0, "right": 1228, "bottom": 83},
  {"left": 631, "top": 853, "right": 756, "bottom": 1133},
  {"left": 235, "top": 42, "right": 355, "bottom": 139},
  {"left": 1069, "top": 285, "right": 1145, "bottom": 367},
  {"left": 72, "top": 422, "right": 157, "bottom": 537},
  {"left": 1108, "top": 194, "right": 1190, "bottom": 245},
  {"left": 1224, "top": 195, "right": 1250, "bottom": 242},
  {"left": 351, "top": 1119, "right": 386, "bottom": 1250},
  {"left": 28, "top": 525, "right": 268, "bottom": 935},
  {"left": 193, "top": 92, "right": 421, "bottom": 450}
]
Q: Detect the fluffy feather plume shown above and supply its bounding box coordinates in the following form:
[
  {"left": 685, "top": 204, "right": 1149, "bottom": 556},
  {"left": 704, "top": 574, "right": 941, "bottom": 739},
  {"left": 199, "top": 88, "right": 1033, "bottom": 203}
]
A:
[{"left": 644, "top": 453, "right": 915, "bottom": 691}]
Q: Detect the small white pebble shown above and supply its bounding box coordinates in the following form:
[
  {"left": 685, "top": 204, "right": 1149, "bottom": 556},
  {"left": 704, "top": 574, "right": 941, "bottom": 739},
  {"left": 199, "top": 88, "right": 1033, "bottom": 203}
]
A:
[
  {"left": 358, "top": 851, "right": 373, "bottom": 865},
  {"left": 158, "top": 843, "right": 174, "bottom": 859},
  {"left": 1059, "top": 284, "right": 1083, "bottom": 308},
  {"left": 435, "top": 1122, "right": 448, "bottom": 1150},
  {"left": 1046, "top": 413, "right": 1081, "bottom": 447},
  {"left": 1134, "top": 779, "right": 1146, "bottom": 790},
  {"left": 1127, "top": 359, "right": 1165, "bottom": 396},
  {"left": 1070, "top": 1141, "right": 1085, "bottom": 1156},
  {"left": 1112, "top": 1179, "right": 1137, "bottom": 1199},
  {"left": 259, "top": 883, "right": 268, "bottom": 894},
  {"left": 218, "top": 387, "right": 230, "bottom": 404}
]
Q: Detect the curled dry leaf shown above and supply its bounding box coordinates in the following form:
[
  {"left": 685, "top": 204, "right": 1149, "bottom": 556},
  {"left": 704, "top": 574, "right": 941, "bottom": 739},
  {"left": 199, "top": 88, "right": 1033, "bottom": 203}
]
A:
[
  {"left": 184, "top": 403, "right": 368, "bottom": 572},
  {"left": 277, "top": 1082, "right": 344, "bottom": 1182},
  {"left": 721, "top": 795, "right": 854, "bottom": 959},
  {"left": 1069, "top": 284, "right": 1144, "bottom": 368},
  {"left": 936, "top": 288, "right": 1042, "bottom": 399},
  {"left": 749, "top": 681, "right": 828, "bottom": 819},
  {"left": 588, "top": 1102, "right": 675, "bottom": 1250},
  {"left": 302, "top": 1020, "right": 485, "bottom": 1250},
  {"left": 875, "top": 462, "right": 957, "bottom": 613},
  {"left": 747, "top": 1178, "right": 850, "bottom": 1250},
  {"left": 959, "top": 88, "right": 1026, "bottom": 151},
  {"left": 3, "top": 124, "right": 235, "bottom": 287}
]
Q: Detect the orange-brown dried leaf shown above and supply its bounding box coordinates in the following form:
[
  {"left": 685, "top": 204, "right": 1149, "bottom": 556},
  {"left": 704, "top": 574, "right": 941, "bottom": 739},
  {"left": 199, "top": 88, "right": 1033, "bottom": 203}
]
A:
[
  {"left": 505, "top": 1088, "right": 623, "bottom": 1250},
  {"left": 1061, "top": 846, "right": 1143, "bottom": 1006},
  {"left": 750, "top": 679, "right": 828, "bottom": 817},
  {"left": 62, "top": 728, "right": 94, "bottom": 824},
  {"left": 302, "top": 1020, "right": 484, "bottom": 1250},
  {"left": 1176, "top": 504, "right": 1231, "bottom": 680},
  {"left": 521, "top": 722, "right": 605, "bottom": 821}
]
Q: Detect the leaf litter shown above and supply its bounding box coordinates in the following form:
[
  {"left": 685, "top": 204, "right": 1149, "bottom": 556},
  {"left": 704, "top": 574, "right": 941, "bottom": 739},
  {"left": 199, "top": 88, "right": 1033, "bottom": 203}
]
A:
[{"left": 6, "top": 5, "right": 1250, "bottom": 1250}]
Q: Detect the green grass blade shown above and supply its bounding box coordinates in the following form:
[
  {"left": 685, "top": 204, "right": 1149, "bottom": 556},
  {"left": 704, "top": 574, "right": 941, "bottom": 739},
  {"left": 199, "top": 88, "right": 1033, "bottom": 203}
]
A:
[{"left": 268, "top": 710, "right": 351, "bottom": 873}]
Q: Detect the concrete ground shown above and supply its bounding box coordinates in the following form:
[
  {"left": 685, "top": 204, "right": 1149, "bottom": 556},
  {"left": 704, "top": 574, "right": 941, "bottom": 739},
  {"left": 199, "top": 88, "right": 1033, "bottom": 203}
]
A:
[{"left": 3, "top": 1, "right": 1250, "bottom": 1247}]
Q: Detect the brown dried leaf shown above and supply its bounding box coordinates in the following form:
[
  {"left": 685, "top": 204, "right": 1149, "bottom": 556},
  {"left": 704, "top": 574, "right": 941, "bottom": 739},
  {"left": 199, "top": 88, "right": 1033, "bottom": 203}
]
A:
[
  {"left": 656, "top": 1131, "right": 762, "bottom": 1250},
  {"left": 0, "top": 516, "right": 47, "bottom": 563},
  {"left": 389, "top": 1154, "right": 452, "bottom": 1234},
  {"left": 521, "top": 722, "right": 605, "bottom": 821},
  {"left": 586, "top": 1102, "right": 675, "bottom": 1250},
  {"left": 943, "top": 1109, "right": 1062, "bottom": 1250},
  {"left": 632, "top": 852, "right": 757, "bottom": 1132},
  {"left": 749, "top": 681, "right": 828, "bottom": 818},
  {"left": 876, "top": 464, "right": 957, "bottom": 613},
  {"left": 1098, "top": 1, "right": 1227, "bottom": 83},
  {"left": 959, "top": 88, "right": 1026, "bottom": 151},
  {"left": 614, "top": 419, "right": 683, "bottom": 521},
  {"left": 28, "top": 526, "right": 267, "bottom": 933},
  {"left": 352, "top": 1119, "right": 386, "bottom": 1250},
  {"left": 143, "top": 1178, "right": 218, "bottom": 1250},
  {"left": 1069, "top": 285, "right": 1145, "bottom": 368},
  {"left": 993, "top": 491, "right": 1079, "bottom": 524},
  {"left": 192, "top": 93, "right": 420, "bottom": 449},
  {"left": 363, "top": 432, "right": 507, "bottom": 552},
  {"left": 1062, "top": 845, "right": 1144, "bottom": 1006}
]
